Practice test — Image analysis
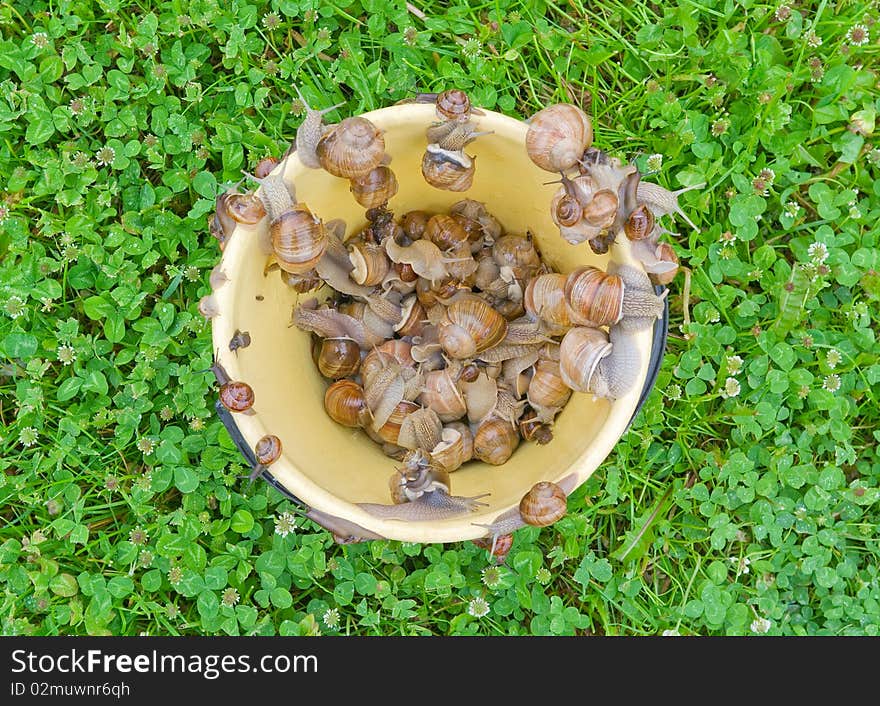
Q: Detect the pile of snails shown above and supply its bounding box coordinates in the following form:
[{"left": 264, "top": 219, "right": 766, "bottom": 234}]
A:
[{"left": 206, "top": 89, "right": 699, "bottom": 552}]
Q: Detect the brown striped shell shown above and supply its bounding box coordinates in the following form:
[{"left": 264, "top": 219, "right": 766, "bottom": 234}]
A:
[
  {"left": 317, "top": 337, "right": 361, "bottom": 380},
  {"left": 349, "top": 241, "right": 390, "bottom": 286},
  {"left": 525, "top": 104, "right": 593, "bottom": 173},
  {"left": 435, "top": 89, "right": 472, "bottom": 121},
  {"left": 473, "top": 417, "right": 520, "bottom": 466},
  {"left": 419, "top": 368, "right": 467, "bottom": 422},
  {"left": 421, "top": 146, "right": 475, "bottom": 192},
  {"left": 349, "top": 165, "right": 398, "bottom": 209},
  {"left": 424, "top": 214, "right": 469, "bottom": 251},
  {"left": 430, "top": 425, "right": 473, "bottom": 472},
  {"left": 438, "top": 296, "right": 508, "bottom": 359},
  {"left": 254, "top": 435, "right": 282, "bottom": 466},
  {"left": 564, "top": 266, "right": 624, "bottom": 327},
  {"left": 254, "top": 157, "right": 280, "bottom": 179},
  {"left": 519, "top": 481, "right": 567, "bottom": 527},
  {"left": 219, "top": 381, "right": 254, "bottom": 413},
  {"left": 401, "top": 210, "right": 431, "bottom": 240},
  {"left": 581, "top": 189, "right": 618, "bottom": 228},
  {"left": 624, "top": 204, "right": 655, "bottom": 241},
  {"left": 376, "top": 400, "right": 420, "bottom": 445},
  {"left": 271, "top": 205, "right": 326, "bottom": 274},
  {"left": 524, "top": 273, "right": 574, "bottom": 334},
  {"left": 527, "top": 359, "right": 572, "bottom": 409},
  {"left": 551, "top": 192, "right": 582, "bottom": 228},
  {"left": 317, "top": 116, "right": 386, "bottom": 179},
  {"left": 324, "top": 380, "right": 372, "bottom": 428},
  {"left": 558, "top": 326, "right": 613, "bottom": 394},
  {"left": 220, "top": 192, "right": 266, "bottom": 225}
]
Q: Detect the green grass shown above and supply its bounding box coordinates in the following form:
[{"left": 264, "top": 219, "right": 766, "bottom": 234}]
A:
[{"left": 1, "top": 0, "right": 879, "bottom": 636}]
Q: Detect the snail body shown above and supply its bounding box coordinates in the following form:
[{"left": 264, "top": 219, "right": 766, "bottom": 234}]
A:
[
  {"left": 636, "top": 181, "right": 704, "bottom": 232},
  {"left": 294, "top": 86, "right": 344, "bottom": 169},
  {"left": 249, "top": 434, "right": 282, "bottom": 482}
]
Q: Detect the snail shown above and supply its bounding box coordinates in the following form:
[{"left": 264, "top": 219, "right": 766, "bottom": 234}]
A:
[
  {"left": 624, "top": 204, "right": 655, "bottom": 241},
  {"left": 304, "top": 506, "right": 385, "bottom": 544},
  {"left": 564, "top": 266, "right": 624, "bottom": 328},
  {"left": 421, "top": 144, "right": 475, "bottom": 192},
  {"left": 228, "top": 329, "right": 251, "bottom": 354},
  {"left": 397, "top": 407, "right": 443, "bottom": 452},
  {"left": 254, "top": 156, "right": 280, "bottom": 179},
  {"left": 248, "top": 434, "right": 282, "bottom": 482},
  {"left": 198, "top": 294, "right": 219, "bottom": 319},
  {"left": 424, "top": 214, "right": 469, "bottom": 252},
  {"left": 401, "top": 210, "right": 432, "bottom": 240},
  {"left": 438, "top": 296, "right": 508, "bottom": 359},
  {"left": 429, "top": 424, "right": 474, "bottom": 472},
  {"left": 450, "top": 199, "right": 503, "bottom": 243},
  {"left": 317, "top": 337, "right": 361, "bottom": 379},
  {"left": 219, "top": 379, "right": 255, "bottom": 415},
  {"left": 294, "top": 85, "right": 345, "bottom": 169},
  {"left": 324, "top": 379, "right": 373, "bottom": 428},
  {"left": 216, "top": 189, "right": 267, "bottom": 228},
  {"left": 472, "top": 416, "right": 520, "bottom": 465},
  {"left": 472, "top": 532, "right": 514, "bottom": 563},
  {"left": 523, "top": 272, "right": 575, "bottom": 335},
  {"left": 518, "top": 409, "right": 553, "bottom": 445},
  {"left": 434, "top": 89, "right": 479, "bottom": 121},
  {"left": 394, "top": 294, "right": 427, "bottom": 338},
  {"left": 349, "top": 241, "right": 391, "bottom": 286},
  {"left": 473, "top": 474, "right": 578, "bottom": 552},
  {"left": 357, "top": 450, "right": 489, "bottom": 521},
  {"left": 525, "top": 103, "right": 593, "bottom": 173},
  {"left": 349, "top": 165, "right": 398, "bottom": 209},
  {"left": 527, "top": 359, "right": 572, "bottom": 409},
  {"left": 492, "top": 233, "right": 541, "bottom": 281},
  {"left": 637, "top": 181, "right": 704, "bottom": 232},
  {"left": 317, "top": 116, "right": 386, "bottom": 179},
  {"left": 425, "top": 120, "right": 492, "bottom": 151},
  {"left": 558, "top": 322, "right": 644, "bottom": 401},
  {"left": 419, "top": 367, "right": 468, "bottom": 422}
]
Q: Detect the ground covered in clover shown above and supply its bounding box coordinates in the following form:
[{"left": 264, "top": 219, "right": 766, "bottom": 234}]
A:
[{"left": 1, "top": 1, "right": 878, "bottom": 636}]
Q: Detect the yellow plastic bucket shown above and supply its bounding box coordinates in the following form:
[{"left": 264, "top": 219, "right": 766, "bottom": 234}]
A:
[{"left": 210, "top": 103, "right": 667, "bottom": 544}]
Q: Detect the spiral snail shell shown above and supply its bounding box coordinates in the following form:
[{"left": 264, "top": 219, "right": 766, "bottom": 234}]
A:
[
  {"left": 525, "top": 104, "right": 593, "bottom": 173},
  {"left": 219, "top": 380, "right": 255, "bottom": 414},
  {"left": 558, "top": 326, "right": 613, "bottom": 395},
  {"left": 524, "top": 273, "right": 575, "bottom": 335},
  {"left": 349, "top": 165, "right": 398, "bottom": 209},
  {"left": 519, "top": 481, "right": 567, "bottom": 527},
  {"left": 438, "top": 296, "right": 508, "bottom": 359},
  {"left": 424, "top": 214, "right": 469, "bottom": 252},
  {"left": 421, "top": 145, "right": 476, "bottom": 192},
  {"left": 317, "top": 116, "right": 386, "bottom": 179},
  {"left": 324, "top": 379, "right": 372, "bottom": 428},
  {"left": 419, "top": 368, "right": 467, "bottom": 422},
  {"left": 624, "top": 204, "right": 655, "bottom": 241},
  {"left": 294, "top": 85, "right": 344, "bottom": 169},
  {"left": 317, "top": 337, "right": 361, "bottom": 380},
  {"left": 349, "top": 241, "right": 391, "bottom": 286},
  {"left": 473, "top": 417, "right": 520, "bottom": 466},
  {"left": 435, "top": 89, "right": 472, "bottom": 121},
  {"left": 219, "top": 191, "right": 266, "bottom": 225},
  {"left": 429, "top": 425, "right": 473, "bottom": 472},
  {"left": 564, "top": 266, "right": 625, "bottom": 328}
]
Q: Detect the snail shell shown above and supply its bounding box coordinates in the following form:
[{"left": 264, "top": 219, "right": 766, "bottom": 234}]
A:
[
  {"left": 430, "top": 425, "right": 473, "bottom": 472},
  {"left": 419, "top": 368, "right": 467, "bottom": 422},
  {"left": 394, "top": 295, "right": 427, "bottom": 338},
  {"left": 317, "top": 337, "right": 361, "bottom": 380},
  {"left": 349, "top": 241, "right": 391, "bottom": 286},
  {"left": 473, "top": 417, "right": 520, "bottom": 466},
  {"left": 648, "top": 242, "right": 679, "bottom": 285},
  {"left": 376, "top": 400, "right": 420, "bottom": 445},
  {"left": 317, "top": 116, "right": 386, "bottom": 179},
  {"left": 219, "top": 380, "right": 255, "bottom": 413},
  {"left": 198, "top": 295, "right": 219, "bottom": 319},
  {"left": 581, "top": 189, "right": 618, "bottom": 228},
  {"left": 564, "top": 266, "right": 625, "bottom": 328},
  {"left": 524, "top": 273, "right": 575, "bottom": 335},
  {"left": 228, "top": 329, "right": 251, "bottom": 353},
  {"left": 558, "top": 326, "right": 613, "bottom": 394},
  {"left": 272, "top": 204, "right": 327, "bottom": 274},
  {"left": 525, "top": 103, "right": 593, "bottom": 173},
  {"left": 324, "top": 379, "right": 372, "bottom": 428},
  {"left": 401, "top": 210, "right": 431, "bottom": 240},
  {"left": 624, "top": 204, "right": 655, "bottom": 241},
  {"left": 551, "top": 192, "right": 583, "bottom": 228},
  {"left": 438, "top": 296, "right": 508, "bottom": 359},
  {"left": 424, "top": 214, "right": 469, "bottom": 252},
  {"left": 472, "top": 533, "right": 514, "bottom": 563},
  {"left": 254, "top": 156, "right": 279, "bottom": 179},
  {"left": 492, "top": 234, "right": 541, "bottom": 281},
  {"left": 349, "top": 165, "right": 398, "bottom": 209},
  {"left": 421, "top": 145, "right": 475, "bottom": 192},
  {"left": 254, "top": 434, "right": 282, "bottom": 466},
  {"left": 519, "top": 481, "right": 567, "bottom": 527},
  {"left": 518, "top": 409, "right": 553, "bottom": 445},
  {"left": 219, "top": 191, "right": 266, "bottom": 225},
  {"left": 435, "top": 89, "right": 472, "bottom": 121},
  {"left": 527, "top": 359, "right": 572, "bottom": 409},
  {"left": 294, "top": 86, "right": 344, "bottom": 169}
]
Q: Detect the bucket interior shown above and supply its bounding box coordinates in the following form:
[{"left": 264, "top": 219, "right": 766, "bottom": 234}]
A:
[{"left": 211, "top": 104, "right": 652, "bottom": 543}]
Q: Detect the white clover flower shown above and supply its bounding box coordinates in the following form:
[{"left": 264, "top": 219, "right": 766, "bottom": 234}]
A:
[
  {"left": 784, "top": 200, "right": 801, "bottom": 217},
  {"left": 322, "top": 608, "right": 340, "bottom": 628},
  {"left": 846, "top": 24, "right": 869, "bottom": 46},
  {"left": 646, "top": 153, "right": 663, "bottom": 172},
  {"left": 467, "top": 597, "right": 490, "bottom": 618},
  {"left": 807, "top": 241, "right": 828, "bottom": 264},
  {"left": 823, "top": 374, "right": 841, "bottom": 392},
  {"left": 806, "top": 31, "right": 823, "bottom": 47},
  {"left": 661, "top": 628, "right": 681, "bottom": 636},
  {"left": 136, "top": 437, "right": 155, "bottom": 455},
  {"left": 665, "top": 383, "right": 682, "bottom": 401},
  {"left": 19, "top": 427, "right": 39, "bottom": 447},
  {"left": 481, "top": 566, "right": 502, "bottom": 588},
  {"left": 4, "top": 295, "right": 26, "bottom": 319},
  {"left": 57, "top": 344, "right": 76, "bottom": 365},
  {"left": 726, "top": 355, "right": 744, "bottom": 375},
  {"left": 849, "top": 206, "right": 862, "bottom": 219},
  {"left": 730, "top": 556, "right": 751, "bottom": 574},
  {"left": 32, "top": 32, "right": 49, "bottom": 48},
  {"left": 222, "top": 588, "right": 240, "bottom": 606},
  {"left": 95, "top": 146, "right": 116, "bottom": 166},
  {"left": 750, "top": 617, "right": 772, "bottom": 634},
  {"left": 721, "top": 377, "right": 741, "bottom": 398},
  {"left": 535, "top": 567, "right": 552, "bottom": 585},
  {"left": 274, "top": 511, "right": 297, "bottom": 537},
  {"left": 825, "top": 349, "right": 842, "bottom": 369},
  {"left": 461, "top": 38, "right": 482, "bottom": 60}
]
